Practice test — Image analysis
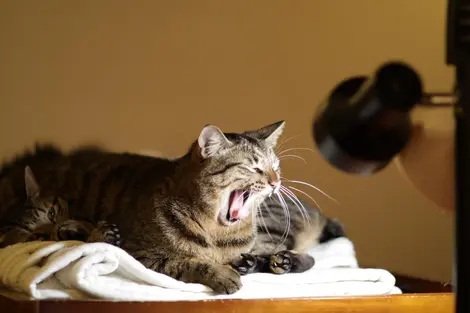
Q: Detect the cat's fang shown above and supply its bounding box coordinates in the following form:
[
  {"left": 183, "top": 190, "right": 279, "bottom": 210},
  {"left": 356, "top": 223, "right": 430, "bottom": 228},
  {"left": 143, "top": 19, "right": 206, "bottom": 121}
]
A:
[{"left": 227, "top": 189, "right": 249, "bottom": 223}]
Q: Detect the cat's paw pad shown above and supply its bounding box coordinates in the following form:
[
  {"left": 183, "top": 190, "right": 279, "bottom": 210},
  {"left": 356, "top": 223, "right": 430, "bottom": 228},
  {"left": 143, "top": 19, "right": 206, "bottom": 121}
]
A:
[
  {"left": 99, "top": 223, "right": 121, "bottom": 246},
  {"left": 209, "top": 266, "right": 242, "bottom": 295},
  {"left": 269, "top": 250, "right": 294, "bottom": 274},
  {"left": 88, "top": 222, "right": 121, "bottom": 246},
  {"left": 231, "top": 253, "right": 257, "bottom": 275}
]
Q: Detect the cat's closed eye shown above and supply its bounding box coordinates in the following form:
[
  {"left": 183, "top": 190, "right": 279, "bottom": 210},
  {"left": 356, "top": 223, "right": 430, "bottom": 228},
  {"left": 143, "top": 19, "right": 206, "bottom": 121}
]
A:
[{"left": 254, "top": 168, "right": 264, "bottom": 175}]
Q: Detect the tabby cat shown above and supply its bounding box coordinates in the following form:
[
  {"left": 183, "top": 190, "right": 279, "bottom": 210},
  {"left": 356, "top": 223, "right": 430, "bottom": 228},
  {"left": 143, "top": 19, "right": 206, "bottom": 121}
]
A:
[
  {"left": 0, "top": 121, "right": 344, "bottom": 294},
  {"left": 0, "top": 166, "right": 121, "bottom": 246},
  {"left": 0, "top": 165, "right": 70, "bottom": 246}
]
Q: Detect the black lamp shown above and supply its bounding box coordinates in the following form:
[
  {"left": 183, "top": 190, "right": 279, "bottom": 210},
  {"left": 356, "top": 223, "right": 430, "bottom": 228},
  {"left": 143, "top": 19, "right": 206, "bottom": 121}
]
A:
[{"left": 312, "top": 1, "right": 467, "bottom": 312}]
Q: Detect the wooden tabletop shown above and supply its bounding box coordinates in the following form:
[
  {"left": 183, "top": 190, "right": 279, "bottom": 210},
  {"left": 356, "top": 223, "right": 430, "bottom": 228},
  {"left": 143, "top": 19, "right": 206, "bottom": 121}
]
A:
[{"left": 0, "top": 293, "right": 455, "bottom": 313}]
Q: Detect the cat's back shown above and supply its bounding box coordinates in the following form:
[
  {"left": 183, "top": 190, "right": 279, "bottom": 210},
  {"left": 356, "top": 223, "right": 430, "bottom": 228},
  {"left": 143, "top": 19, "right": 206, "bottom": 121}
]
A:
[
  {"left": 47, "top": 145, "right": 174, "bottom": 192},
  {"left": 0, "top": 143, "right": 177, "bottom": 202}
]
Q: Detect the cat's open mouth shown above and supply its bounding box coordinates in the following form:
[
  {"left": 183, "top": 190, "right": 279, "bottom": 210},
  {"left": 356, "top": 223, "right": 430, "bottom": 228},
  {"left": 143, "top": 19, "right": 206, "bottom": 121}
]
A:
[{"left": 225, "top": 189, "right": 250, "bottom": 224}]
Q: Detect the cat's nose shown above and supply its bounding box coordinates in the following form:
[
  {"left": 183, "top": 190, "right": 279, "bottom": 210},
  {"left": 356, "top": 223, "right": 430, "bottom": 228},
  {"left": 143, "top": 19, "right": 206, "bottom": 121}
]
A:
[
  {"left": 268, "top": 179, "right": 281, "bottom": 191},
  {"left": 267, "top": 169, "right": 279, "bottom": 188},
  {"left": 268, "top": 180, "right": 280, "bottom": 196}
]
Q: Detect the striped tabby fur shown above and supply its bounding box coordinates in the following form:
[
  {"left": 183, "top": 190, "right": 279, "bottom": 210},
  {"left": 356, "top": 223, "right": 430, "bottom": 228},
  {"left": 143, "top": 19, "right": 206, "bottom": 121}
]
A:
[
  {"left": 0, "top": 121, "right": 345, "bottom": 294},
  {"left": 0, "top": 166, "right": 122, "bottom": 245}
]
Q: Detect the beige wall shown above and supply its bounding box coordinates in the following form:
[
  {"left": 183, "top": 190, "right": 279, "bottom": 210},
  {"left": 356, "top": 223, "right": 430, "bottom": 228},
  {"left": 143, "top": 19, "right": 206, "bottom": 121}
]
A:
[{"left": 0, "top": 1, "right": 454, "bottom": 282}]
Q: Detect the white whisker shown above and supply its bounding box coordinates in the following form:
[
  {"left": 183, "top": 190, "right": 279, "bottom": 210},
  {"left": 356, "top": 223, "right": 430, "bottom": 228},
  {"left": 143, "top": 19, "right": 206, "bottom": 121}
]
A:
[
  {"left": 280, "top": 186, "right": 311, "bottom": 225},
  {"left": 257, "top": 202, "right": 274, "bottom": 242},
  {"left": 283, "top": 179, "right": 338, "bottom": 204},
  {"left": 278, "top": 147, "right": 315, "bottom": 156},
  {"left": 285, "top": 185, "right": 322, "bottom": 213},
  {"left": 236, "top": 216, "right": 242, "bottom": 238},
  {"left": 251, "top": 199, "right": 258, "bottom": 225},
  {"left": 276, "top": 134, "right": 300, "bottom": 152},
  {"left": 262, "top": 201, "right": 280, "bottom": 222},
  {"left": 278, "top": 154, "right": 307, "bottom": 164},
  {"left": 276, "top": 193, "right": 291, "bottom": 249}
]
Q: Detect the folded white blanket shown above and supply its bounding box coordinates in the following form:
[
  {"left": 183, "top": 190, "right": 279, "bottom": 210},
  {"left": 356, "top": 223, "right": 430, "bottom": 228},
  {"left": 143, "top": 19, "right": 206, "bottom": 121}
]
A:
[{"left": 0, "top": 237, "right": 401, "bottom": 301}]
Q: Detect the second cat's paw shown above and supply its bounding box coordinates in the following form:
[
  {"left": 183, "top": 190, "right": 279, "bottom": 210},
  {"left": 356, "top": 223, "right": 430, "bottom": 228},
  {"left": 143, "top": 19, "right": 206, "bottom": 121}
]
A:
[
  {"left": 269, "top": 250, "right": 294, "bottom": 274},
  {"left": 88, "top": 222, "right": 121, "bottom": 246},
  {"left": 231, "top": 253, "right": 257, "bottom": 275},
  {"left": 270, "top": 250, "right": 315, "bottom": 274}
]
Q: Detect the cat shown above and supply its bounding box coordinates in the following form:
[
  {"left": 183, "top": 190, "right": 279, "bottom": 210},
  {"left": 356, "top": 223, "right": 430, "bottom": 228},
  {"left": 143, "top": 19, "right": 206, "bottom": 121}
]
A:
[
  {"left": 0, "top": 166, "right": 121, "bottom": 247},
  {"left": 0, "top": 121, "right": 344, "bottom": 294},
  {"left": 0, "top": 165, "right": 70, "bottom": 246}
]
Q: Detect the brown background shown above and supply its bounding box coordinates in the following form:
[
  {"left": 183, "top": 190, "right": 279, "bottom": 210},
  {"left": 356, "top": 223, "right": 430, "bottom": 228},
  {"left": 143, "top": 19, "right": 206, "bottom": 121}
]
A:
[{"left": 0, "top": 0, "right": 454, "bottom": 282}]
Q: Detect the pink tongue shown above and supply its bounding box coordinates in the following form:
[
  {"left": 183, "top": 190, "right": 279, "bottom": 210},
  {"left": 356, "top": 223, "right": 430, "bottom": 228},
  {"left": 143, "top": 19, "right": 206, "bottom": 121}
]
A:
[{"left": 229, "top": 190, "right": 244, "bottom": 220}]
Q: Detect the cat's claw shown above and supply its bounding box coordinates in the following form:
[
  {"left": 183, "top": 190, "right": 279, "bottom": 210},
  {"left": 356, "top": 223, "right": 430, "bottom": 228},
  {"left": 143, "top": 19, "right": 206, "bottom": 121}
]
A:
[
  {"left": 87, "top": 222, "right": 121, "bottom": 247},
  {"left": 269, "top": 250, "right": 315, "bottom": 274},
  {"left": 231, "top": 253, "right": 257, "bottom": 275},
  {"left": 269, "top": 250, "right": 294, "bottom": 274}
]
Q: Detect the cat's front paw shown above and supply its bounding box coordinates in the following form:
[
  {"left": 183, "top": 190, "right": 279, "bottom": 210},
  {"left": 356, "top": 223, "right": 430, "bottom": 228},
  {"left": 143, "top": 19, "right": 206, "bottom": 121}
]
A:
[
  {"left": 231, "top": 253, "right": 257, "bottom": 275},
  {"left": 87, "top": 222, "right": 121, "bottom": 246},
  {"left": 208, "top": 265, "right": 242, "bottom": 294}
]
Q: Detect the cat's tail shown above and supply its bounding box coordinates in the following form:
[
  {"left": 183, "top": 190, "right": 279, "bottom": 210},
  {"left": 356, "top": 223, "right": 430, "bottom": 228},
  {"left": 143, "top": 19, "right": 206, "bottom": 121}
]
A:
[{"left": 318, "top": 217, "right": 347, "bottom": 243}]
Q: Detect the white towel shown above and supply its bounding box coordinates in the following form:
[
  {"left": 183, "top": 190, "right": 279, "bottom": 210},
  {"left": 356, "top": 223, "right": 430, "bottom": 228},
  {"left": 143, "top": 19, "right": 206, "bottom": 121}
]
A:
[{"left": 0, "top": 237, "right": 401, "bottom": 301}]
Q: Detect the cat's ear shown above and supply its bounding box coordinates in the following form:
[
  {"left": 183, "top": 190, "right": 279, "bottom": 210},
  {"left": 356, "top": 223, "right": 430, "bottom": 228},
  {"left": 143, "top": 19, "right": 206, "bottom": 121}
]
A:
[
  {"left": 250, "top": 120, "right": 285, "bottom": 148},
  {"left": 197, "top": 125, "right": 233, "bottom": 158},
  {"left": 24, "top": 166, "right": 41, "bottom": 199}
]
